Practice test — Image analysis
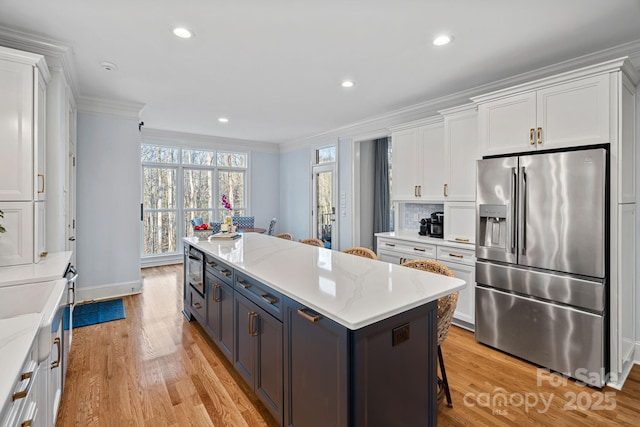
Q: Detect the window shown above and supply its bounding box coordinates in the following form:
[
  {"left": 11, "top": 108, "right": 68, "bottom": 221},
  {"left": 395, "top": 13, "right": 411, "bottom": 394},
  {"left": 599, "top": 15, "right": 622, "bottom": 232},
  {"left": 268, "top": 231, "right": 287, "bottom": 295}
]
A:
[{"left": 141, "top": 144, "right": 248, "bottom": 257}]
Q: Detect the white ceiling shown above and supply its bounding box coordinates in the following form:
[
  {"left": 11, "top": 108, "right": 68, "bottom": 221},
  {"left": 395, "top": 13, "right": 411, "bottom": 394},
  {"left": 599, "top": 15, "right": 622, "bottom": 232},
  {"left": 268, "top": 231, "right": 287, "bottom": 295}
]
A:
[{"left": 1, "top": 0, "right": 640, "bottom": 144}]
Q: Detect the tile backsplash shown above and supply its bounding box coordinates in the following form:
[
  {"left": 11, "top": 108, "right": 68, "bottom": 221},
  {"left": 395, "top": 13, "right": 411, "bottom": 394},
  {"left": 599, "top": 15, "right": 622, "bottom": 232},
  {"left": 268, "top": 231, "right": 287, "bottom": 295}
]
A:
[{"left": 402, "top": 203, "right": 444, "bottom": 230}]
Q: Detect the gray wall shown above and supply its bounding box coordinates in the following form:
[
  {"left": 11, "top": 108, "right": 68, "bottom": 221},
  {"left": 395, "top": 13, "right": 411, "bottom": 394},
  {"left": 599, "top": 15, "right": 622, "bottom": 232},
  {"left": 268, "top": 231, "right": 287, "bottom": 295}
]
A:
[
  {"left": 77, "top": 112, "right": 141, "bottom": 291},
  {"left": 251, "top": 150, "right": 280, "bottom": 230},
  {"left": 279, "top": 148, "right": 310, "bottom": 241}
]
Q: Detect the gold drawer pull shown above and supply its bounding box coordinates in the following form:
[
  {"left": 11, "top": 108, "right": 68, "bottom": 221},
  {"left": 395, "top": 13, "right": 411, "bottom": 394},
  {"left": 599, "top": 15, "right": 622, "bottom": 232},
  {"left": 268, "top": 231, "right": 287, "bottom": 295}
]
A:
[
  {"left": 443, "top": 183, "right": 448, "bottom": 197},
  {"left": 221, "top": 269, "right": 232, "bottom": 277},
  {"left": 297, "top": 308, "right": 321, "bottom": 323},
  {"left": 13, "top": 372, "right": 34, "bottom": 401},
  {"left": 207, "top": 261, "right": 218, "bottom": 267},
  {"left": 22, "top": 419, "right": 33, "bottom": 427},
  {"left": 537, "top": 127, "right": 542, "bottom": 144},
  {"left": 213, "top": 284, "right": 221, "bottom": 302},
  {"left": 261, "top": 294, "right": 278, "bottom": 305},
  {"left": 449, "top": 253, "right": 464, "bottom": 259},
  {"left": 51, "top": 337, "right": 61, "bottom": 369},
  {"left": 238, "top": 280, "right": 251, "bottom": 289},
  {"left": 193, "top": 302, "right": 202, "bottom": 309},
  {"left": 413, "top": 247, "right": 426, "bottom": 252},
  {"left": 385, "top": 243, "right": 396, "bottom": 247},
  {"left": 454, "top": 238, "right": 469, "bottom": 243},
  {"left": 37, "top": 173, "right": 45, "bottom": 193}
]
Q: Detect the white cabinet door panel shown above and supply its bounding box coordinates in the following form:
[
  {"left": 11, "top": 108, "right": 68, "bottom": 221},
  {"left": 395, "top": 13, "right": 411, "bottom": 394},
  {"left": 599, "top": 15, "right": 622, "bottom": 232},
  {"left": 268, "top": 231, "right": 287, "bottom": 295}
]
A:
[
  {"left": 537, "top": 74, "right": 610, "bottom": 150},
  {"left": 440, "top": 260, "right": 475, "bottom": 327},
  {"left": 479, "top": 92, "right": 536, "bottom": 156},
  {"left": 444, "top": 111, "right": 478, "bottom": 201},
  {"left": 391, "top": 128, "right": 421, "bottom": 200},
  {"left": 444, "top": 202, "right": 476, "bottom": 244},
  {"left": 0, "top": 201, "right": 34, "bottom": 266},
  {"left": 420, "top": 123, "right": 445, "bottom": 200}
]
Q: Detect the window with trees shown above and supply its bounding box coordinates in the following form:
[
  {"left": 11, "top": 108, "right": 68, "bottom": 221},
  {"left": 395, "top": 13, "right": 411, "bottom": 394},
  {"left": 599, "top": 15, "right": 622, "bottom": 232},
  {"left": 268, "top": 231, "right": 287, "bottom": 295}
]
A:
[{"left": 141, "top": 144, "right": 248, "bottom": 257}]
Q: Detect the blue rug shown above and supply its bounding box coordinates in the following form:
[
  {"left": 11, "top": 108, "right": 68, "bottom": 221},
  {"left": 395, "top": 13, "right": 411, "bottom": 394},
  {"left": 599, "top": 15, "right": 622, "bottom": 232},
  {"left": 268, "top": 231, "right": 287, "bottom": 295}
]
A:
[{"left": 71, "top": 298, "right": 126, "bottom": 328}]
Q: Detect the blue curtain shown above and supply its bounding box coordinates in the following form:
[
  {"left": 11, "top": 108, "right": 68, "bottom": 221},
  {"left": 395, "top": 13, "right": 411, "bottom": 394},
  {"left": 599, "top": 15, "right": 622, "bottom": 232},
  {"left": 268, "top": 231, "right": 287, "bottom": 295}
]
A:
[{"left": 373, "top": 137, "right": 390, "bottom": 252}]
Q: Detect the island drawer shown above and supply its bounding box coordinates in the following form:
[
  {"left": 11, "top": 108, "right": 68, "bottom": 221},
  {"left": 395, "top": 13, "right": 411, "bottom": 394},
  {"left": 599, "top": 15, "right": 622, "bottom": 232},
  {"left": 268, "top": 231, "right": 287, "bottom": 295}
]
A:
[
  {"left": 235, "top": 272, "right": 283, "bottom": 320},
  {"left": 436, "top": 246, "right": 475, "bottom": 267},
  {"left": 205, "top": 254, "right": 234, "bottom": 285},
  {"left": 189, "top": 285, "right": 206, "bottom": 324}
]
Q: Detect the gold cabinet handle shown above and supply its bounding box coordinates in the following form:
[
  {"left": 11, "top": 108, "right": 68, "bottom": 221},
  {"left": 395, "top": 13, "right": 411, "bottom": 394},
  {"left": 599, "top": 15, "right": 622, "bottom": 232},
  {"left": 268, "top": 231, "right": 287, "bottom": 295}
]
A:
[
  {"left": 414, "top": 185, "right": 418, "bottom": 197},
  {"left": 207, "top": 260, "right": 218, "bottom": 268},
  {"left": 418, "top": 185, "right": 422, "bottom": 197},
  {"left": 454, "top": 238, "right": 469, "bottom": 243},
  {"left": 193, "top": 302, "right": 202, "bottom": 309},
  {"left": 212, "top": 284, "right": 221, "bottom": 302},
  {"left": 14, "top": 370, "right": 34, "bottom": 401},
  {"left": 413, "top": 247, "right": 426, "bottom": 252},
  {"left": 238, "top": 280, "right": 251, "bottom": 289},
  {"left": 399, "top": 257, "right": 406, "bottom": 264},
  {"left": 22, "top": 419, "right": 33, "bottom": 427},
  {"left": 297, "top": 308, "right": 321, "bottom": 323},
  {"left": 261, "top": 294, "right": 278, "bottom": 305},
  {"left": 221, "top": 269, "right": 232, "bottom": 277},
  {"left": 51, "top": 337, "right": 61, "bottom": 369},
  {"left": 443, "top": 183, "right": 448, "bottom": 197},
  {"left": 537, "top": 127, "right": 542, "bottom": 144},
  {"left": 248, "top": 312, "right": 258, "bottom": 336},
  {"left": 37, "top": 174, "right": 45, "bottom": 193},
  {"left": 449, "top": 253, "right": 464, "bottom": 259},
  {"left": 529, "top": 128, "right": 535, "bottom": 145}
]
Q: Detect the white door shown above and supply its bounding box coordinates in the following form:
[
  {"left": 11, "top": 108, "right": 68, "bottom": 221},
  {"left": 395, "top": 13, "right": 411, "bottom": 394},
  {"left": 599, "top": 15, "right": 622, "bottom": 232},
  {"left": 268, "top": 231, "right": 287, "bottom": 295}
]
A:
[{"left": 311, "top": 164, "right": 336, "bottom": 249}]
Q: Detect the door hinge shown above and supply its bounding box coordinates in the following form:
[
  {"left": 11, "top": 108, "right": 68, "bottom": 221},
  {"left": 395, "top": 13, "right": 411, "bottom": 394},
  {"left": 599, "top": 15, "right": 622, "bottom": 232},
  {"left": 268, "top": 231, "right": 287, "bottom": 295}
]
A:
[
  {"left": 73, "top": 157, "right": 76, "bottom": 167},
  {"left": 73, "top": 219, "right": 75, "bottom": 229}
]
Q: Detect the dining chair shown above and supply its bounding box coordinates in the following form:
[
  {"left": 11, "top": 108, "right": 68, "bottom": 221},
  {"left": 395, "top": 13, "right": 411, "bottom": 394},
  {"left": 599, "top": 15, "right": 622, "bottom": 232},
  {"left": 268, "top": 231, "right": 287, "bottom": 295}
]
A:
[
  {"left": 232, "top": 216, "right": 255, "bottom": 229},
  {"left": 342, "top": 247, "right": 378, "bottom": 260},
  {"left": 266, "top": 218, "right": 277, "bottom": 235},
  {"left": 276, "top": 233, "right": 294, "bottom": 241},
  {"left": 400, "top": 259, "right": 458, "bottom": 408},
  {"left": 301, "top": 238, "right": 324, "bottom": 247}
]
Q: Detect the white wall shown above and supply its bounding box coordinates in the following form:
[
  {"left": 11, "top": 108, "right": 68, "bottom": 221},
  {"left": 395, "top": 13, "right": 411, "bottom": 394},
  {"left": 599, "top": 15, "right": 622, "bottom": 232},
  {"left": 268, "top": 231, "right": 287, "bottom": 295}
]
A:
[
  {"left": 251, "top": 150, "right": 280, "bottom": 230},
  {"left": 636, "top": 84, "right": 640, "bottom": 352},
  {"left": 279, "top": 147, "right": 310, "bottom": 240},
  {"left": 76, "top": 112, "right": 141, "bottom": 298}
]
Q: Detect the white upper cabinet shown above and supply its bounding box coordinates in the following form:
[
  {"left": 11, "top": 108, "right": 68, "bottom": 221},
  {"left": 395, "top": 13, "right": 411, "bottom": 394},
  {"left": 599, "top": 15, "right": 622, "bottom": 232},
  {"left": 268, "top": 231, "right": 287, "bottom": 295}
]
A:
[
  {"left": 441, "top": 105, "right": 479, "bottom": 201},
  {"left": 0, "top": 59, "right": 34, "bottom": 201},
  {"left": 0, "top": 47, "right": 49, "bottom": 202},
  {"left": 391, "top": 118, "right": 444, "bottom": 201},
  {"left": 475, "top": 73, "right": 610, "bottom": 156}
]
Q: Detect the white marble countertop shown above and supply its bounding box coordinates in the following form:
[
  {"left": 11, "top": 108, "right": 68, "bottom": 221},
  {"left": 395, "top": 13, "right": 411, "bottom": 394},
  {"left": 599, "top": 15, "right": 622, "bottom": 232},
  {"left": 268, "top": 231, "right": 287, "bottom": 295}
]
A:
[
  {"left": 375, "top": 230, "right": 476, "bottom": 250},
  {"left": 0, "top": 251, "right": 72, "bottom": 287},
  {"left": 0, "top": 313, "right": 42, "bottom": 422},
  {"left": 184, "top": 233, "right": 465, "bottom": 330}
]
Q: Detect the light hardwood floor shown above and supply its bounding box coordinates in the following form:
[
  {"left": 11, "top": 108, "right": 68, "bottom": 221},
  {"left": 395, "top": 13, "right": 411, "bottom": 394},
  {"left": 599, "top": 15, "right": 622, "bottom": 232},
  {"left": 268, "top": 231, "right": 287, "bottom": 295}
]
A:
[{"left": 57, "top": 265, "right": 640, "bottom": 426}]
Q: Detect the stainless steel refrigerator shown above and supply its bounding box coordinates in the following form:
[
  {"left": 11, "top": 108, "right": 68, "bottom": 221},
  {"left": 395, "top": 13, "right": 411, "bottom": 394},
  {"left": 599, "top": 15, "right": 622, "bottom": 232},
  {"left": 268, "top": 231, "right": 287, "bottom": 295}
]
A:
[{"left": 475, "top": 147, "right": 608, "bottom": 387}]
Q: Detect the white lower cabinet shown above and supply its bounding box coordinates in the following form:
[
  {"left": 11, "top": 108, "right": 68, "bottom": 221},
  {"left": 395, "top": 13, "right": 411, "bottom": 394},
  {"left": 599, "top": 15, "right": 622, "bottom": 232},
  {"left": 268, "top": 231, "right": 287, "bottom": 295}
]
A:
[
  {"left": 377, "top": 234, "right": 476, "bottom": 329},
  {"left": 0, "top": 201, "right": 34, "bottom": 267}
]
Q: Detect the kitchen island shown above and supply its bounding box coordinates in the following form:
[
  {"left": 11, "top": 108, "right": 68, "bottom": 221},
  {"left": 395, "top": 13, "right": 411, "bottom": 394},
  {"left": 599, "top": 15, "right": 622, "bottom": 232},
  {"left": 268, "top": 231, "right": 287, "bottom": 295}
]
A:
[{"left": 184, "top": 233, "right": 465, "bottom": 426}]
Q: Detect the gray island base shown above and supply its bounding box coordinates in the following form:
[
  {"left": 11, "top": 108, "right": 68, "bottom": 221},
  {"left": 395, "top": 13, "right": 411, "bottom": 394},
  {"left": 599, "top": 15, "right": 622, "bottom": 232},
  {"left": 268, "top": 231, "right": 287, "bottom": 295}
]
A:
[{"left": 183, "top": 234, "right": 465, "bottom": 426}]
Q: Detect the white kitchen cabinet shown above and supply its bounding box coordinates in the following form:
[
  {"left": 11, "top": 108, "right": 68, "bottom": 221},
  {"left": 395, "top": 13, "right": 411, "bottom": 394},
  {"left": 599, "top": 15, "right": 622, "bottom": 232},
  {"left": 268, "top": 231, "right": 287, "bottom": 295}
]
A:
[
  {"left": 443, "top": 201, "right": 475, "bottom": 244},
  {"left": 391, "top": 118, "right": 444, "bottom": 201},
  {"left": 474, "top": 73, "right": 610, "bottom": 156},
  {"left": 0, "top": 47, "right": 49, "bottom": 266},
  {"left": 440, "top": 105, "right": 479, "bottom": 201},
  {"left": 0, "top": 202, "right": 34, "bottom": 267}
]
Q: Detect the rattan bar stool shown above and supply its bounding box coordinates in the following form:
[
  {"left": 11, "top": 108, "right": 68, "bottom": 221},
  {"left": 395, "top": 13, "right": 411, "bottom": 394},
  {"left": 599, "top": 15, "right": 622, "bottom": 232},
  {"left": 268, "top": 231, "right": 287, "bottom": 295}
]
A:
[
  {"left": 301, "top": 238, "right": 324, "bottom": 247},
  {"left": 342, "top": 247, "right": 378, "bottom": 260},
  {"left": 276, "top": 233, "right": 294, "bottom": 241},
  {"left": 400, "top": 259, "right": 458, "bottom": 408}
]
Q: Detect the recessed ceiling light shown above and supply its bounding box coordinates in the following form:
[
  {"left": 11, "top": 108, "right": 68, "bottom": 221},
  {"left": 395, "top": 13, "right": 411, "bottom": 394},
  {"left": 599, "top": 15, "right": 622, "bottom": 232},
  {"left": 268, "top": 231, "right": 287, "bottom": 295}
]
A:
[
  {"left": 173, "top": 27, "right": 194, "bottom": 39},
  {"left": 218, "top": 117, "right": 229, "bottom": 123},
  {"left": 433, "top": 35, "right": 453, "bottom": 46},
  {"left": 341, "top": 80, "right": 355, "bottom": 88},
  {"left": 100, "top": 61, "right": 118, "bottom": 71}
]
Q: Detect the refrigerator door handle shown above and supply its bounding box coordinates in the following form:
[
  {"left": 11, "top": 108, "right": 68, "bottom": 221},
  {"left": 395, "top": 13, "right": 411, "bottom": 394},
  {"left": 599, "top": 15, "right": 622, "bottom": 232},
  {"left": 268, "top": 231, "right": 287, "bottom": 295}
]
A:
[
  {"left": 511, "top": 167, "right": 517, "bottom": 254},
  {"left": 520, "top": 166, "right": 527, "bottom": 255}
]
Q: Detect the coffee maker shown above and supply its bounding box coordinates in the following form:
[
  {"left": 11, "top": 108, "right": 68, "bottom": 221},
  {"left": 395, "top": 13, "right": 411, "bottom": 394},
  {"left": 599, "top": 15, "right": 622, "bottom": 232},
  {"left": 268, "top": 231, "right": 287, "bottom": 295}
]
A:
[{"left": 422, "top": 211, "right": 444, "bottom": 238}]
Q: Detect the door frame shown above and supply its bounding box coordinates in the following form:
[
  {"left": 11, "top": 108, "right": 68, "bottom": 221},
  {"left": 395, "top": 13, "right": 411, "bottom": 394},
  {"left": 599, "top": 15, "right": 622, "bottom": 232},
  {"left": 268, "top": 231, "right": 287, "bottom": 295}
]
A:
[{"left": 310, "top": 144, "right": 338, "bottom": 249}]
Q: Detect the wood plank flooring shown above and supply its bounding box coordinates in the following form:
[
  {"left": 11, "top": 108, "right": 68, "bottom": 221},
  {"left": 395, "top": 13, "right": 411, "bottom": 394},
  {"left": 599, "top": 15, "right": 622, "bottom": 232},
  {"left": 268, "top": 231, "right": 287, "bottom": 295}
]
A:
[{"left": 57, "top": 264, "right": 640, "bottom": 426}]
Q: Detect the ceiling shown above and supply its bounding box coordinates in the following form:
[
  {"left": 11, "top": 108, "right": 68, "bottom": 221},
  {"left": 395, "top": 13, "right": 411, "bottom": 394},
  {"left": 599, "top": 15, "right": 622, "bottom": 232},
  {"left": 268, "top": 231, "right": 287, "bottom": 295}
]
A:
[{"left": 1, "top": 0, "right": 640, "bottom": 144}]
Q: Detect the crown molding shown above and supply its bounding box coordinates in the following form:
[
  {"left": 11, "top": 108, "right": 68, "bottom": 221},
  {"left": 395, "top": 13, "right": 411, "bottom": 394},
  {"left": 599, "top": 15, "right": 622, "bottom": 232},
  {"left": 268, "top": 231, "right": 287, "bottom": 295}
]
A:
[
  {"left": 76, "top": 96, "right": 145, "bottom": 120},
  {"left": 141, "top": 128, "right": 280, "bottom": 154},
  {"left": 0, "top": 26, "right": 80, "bottom": 100},
  {"left": 281, "top": 38, "right": 640, "bottom": 149}
]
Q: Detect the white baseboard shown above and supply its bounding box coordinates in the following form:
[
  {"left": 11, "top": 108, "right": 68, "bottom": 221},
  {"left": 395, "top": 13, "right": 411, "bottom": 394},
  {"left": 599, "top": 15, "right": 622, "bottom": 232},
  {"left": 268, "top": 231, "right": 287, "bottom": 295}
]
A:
[
  {"left": 635, "top": 341, "right": 640, "bottom": 364},
  {"left": 76, "top": 279, "right": 142, "bottom": 303},
  {"left": 141, "top": 254, "right": 183, "bottom": 268}
]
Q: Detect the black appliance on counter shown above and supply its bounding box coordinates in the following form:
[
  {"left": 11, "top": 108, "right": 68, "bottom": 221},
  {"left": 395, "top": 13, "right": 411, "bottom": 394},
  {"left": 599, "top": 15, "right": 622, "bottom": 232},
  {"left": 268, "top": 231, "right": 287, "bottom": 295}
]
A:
[{"left": 419, "top": 212, "right": 444, "bottom": 238}]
